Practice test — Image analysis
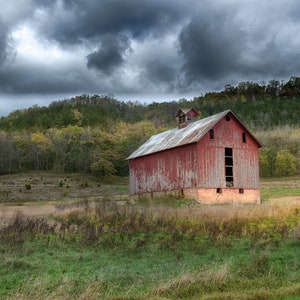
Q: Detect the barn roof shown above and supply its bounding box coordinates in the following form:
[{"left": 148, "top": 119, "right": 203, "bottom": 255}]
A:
[
  {"left": 175, "top": 108, "right": 199, "bottom": 117},
  {"left": 127, "top": 109, "right": 262, "bottom": 160}
]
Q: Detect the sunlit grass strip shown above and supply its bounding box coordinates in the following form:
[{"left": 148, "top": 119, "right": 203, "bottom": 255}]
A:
[{"left": 261, "top": 187, "right": 300, "bottom": 200}]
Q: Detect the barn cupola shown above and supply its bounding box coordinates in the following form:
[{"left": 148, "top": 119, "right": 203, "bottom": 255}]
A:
[{"left": 176, "top": 108, "right": 200, "bottom": 129}]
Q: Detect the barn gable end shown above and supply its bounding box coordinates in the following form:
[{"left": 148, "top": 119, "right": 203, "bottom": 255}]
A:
[{"left": 127, "top": 109, "right": 262, "bottom": 204}]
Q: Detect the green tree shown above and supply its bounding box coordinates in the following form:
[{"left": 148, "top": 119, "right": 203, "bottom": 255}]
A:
[
  {"left": 0, "top": 131, "right": 16, "bottom": 174},
  {"left": 90, "top": 129, "right": 120, "bottom": 178},
  {"left": 259, "top": 147, "right": 277, "bottom": 177},
  {"left": 274, "top": 150, "right": 296, "bottom": 177},
  {"left": 12, "top": 134, "right": 32, "bottom": 171},
  {"left": 30, "top": 132, "right": 53, "bottom": 170},
  {"left": 50, "top": 125, "right": 87, "bottom": 172}
]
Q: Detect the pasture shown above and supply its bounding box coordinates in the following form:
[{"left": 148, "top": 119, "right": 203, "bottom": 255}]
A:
[{"left": 0, "top": 172, "right": 299, "bottom": 299}]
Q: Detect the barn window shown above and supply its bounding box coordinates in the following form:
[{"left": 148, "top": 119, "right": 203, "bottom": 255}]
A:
[
  {"left": 210, "top": 129, "right": 214, "bottom": 140},
  {"left": 225, "top": 147, "right": 234, "bottom": 187},
  {"left": 225, "top": 115, "right": 230, "bottom": 121},
  {"left": 242, "top": 132, "right": 247, "bottom": 143},
  {"left": 216, "top": 188, "right": 222, "bottom": 193},
  {"left": 239, "top": 188, "right": 244, "bottom": 194},
  {"left": 179, "top": 114, "right": 185, "bottom": 124}
]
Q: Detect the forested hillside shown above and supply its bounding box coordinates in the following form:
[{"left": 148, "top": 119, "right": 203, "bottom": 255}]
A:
[{"left": 1, "top": 76, "right": 300, "bottom": 178}]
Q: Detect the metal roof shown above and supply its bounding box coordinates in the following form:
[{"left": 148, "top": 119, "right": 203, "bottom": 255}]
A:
[{"left": 127, "top": 109, "right": 233, "bottom": 160}]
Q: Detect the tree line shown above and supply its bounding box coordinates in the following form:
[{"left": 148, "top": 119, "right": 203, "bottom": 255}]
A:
[
  {"left": 1, "top": 76, "right": 300, "bottom": 178},
  {"left": 0, "top": 121, "right": 161, "bottom": 177}
]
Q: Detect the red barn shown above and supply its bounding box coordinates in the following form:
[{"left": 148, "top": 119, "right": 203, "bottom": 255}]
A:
[{"left": 127, "top": 109, "right": 262, "bottom": 204}]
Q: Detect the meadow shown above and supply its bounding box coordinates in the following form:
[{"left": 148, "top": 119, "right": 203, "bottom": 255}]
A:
[{"left": 0, "top": 172, "right": 300, "bottom": 300}]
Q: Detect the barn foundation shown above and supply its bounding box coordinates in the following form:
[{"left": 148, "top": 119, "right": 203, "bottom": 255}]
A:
[
  {"left": 131, "top": 188, "right": 261, "bottom": 205},
  {"left": 184, "top": 188, "right": 261, "bottom": 204}
]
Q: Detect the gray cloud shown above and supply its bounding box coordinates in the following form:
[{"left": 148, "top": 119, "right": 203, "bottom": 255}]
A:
[
  {"left": 0, "top": 65, "right": 96, "bottom": 94},
  {"left": 86, "top": 34, "right": 131, "bottom": 73},
  {"left": 1, "top": 0, "right": 300, "bottom": 115},
  {"left": 179, "top": 7, "right": 246, "bottom": 84},
  {"left": 0, "top": 18, "right": 13, "bottom": 66},
  {"left": 38, "top": 0, "right": 187, "bottom": 43}
]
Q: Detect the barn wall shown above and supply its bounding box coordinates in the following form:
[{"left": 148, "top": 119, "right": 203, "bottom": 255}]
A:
[
  {"left": 197, "top": 114, "right": 260, "bottom": 189},
  {"left": 129, "top": 144, "right": 198, "bottom": 195}
]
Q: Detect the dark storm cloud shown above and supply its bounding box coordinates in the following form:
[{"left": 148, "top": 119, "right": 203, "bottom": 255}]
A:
[
  {"left": 0, "top": 65, "right": 95, "bottom": 94},
  {"left": 0, "top": 17, "right": 15, "bottom": 67},
  {"left": 1, "top": 0, "right": 300, "bottom": 116},
  {"left": 144, "top": 62, "right": 177, "bottom": 87},
  {"left": 35, "top": 0, "right": 188, "bottom": 75},
  {"left": 0, "top": 19, "right": 9, "bottom": 65},
  {"left": 179, "top": 8, "right": 246, "bottom": 84},
  {"left": 86, "top": 34, "right": 131, "bottom": 73},
  {"left": 176, "top": 1, "right": 300, "bottom": 90},
  {"left": 39, "top": 0, "right": 186, "bottom": 43}
]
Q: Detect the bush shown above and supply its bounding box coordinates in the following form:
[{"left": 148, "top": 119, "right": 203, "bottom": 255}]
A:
[
  {"left": 24, "top": 184, "right": 31, "bottom": 190},
  {"left": 275, "top": 150, "right": 297, "bottom": 176}
]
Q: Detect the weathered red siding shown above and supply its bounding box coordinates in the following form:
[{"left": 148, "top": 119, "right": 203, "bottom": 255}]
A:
[
  {"left": 197, "top": 114, "right": 260, "bottom": 189},
  {"left": 129, "top": 143, "right": 197, "bottom": 195}
]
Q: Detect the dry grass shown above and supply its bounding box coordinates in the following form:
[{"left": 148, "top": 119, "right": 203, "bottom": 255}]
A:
[
  {"left": 56, "top": 200, "right": 300, "bottom": 226},
  {"left": 0, "top": 171, "right": 128, "bottom": 203},
  {"left": 50, "top": 197, "right": 299, "bottom": 253},
  {"left": 154, "top": 263, "right": 231, "bottom": 297}
]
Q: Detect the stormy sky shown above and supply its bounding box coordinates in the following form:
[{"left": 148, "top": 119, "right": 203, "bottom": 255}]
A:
[{"left": 0, "top": 0, "right": 300, "bottom": 116}]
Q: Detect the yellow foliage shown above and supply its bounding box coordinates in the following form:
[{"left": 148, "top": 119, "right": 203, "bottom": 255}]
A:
[{"left": 31, "top": 132, "right": 51, "bottom": 149}]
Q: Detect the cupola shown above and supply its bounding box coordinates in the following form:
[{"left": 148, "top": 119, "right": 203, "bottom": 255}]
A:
[{"left": 176, "top": 108, "right": 200, "bottom": 129}]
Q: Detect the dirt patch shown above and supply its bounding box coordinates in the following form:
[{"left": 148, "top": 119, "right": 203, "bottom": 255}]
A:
[
  {"left": 0, "top": 202, "right": 90, "bottom": 227},
  {"left": 0, "top": 205, "right": 55, "bottom": 219},
  {"left": 0, "top": 200, "right": 126, "bottom": 228}
]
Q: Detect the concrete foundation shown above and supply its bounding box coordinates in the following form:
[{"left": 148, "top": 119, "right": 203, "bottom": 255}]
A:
[
  {"left": 131, "top": 187, "right": 261, "bottom": 204},
  {"left": 184, "top": 188, "right": 261, "bottom": 204}
]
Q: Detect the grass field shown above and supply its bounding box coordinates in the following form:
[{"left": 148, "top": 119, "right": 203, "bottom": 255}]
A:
[{"left": 0, "top": 172, "right": 300, "bottom": 299}]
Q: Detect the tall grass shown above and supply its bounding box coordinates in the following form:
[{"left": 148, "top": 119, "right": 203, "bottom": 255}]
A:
[
  {"left": 1, "top": 199, "right": 299, "bottom": 252},
  {"left": 53, "top": 199, "right": 300, "bottom": 251},
  {"left": 0, "top": 212, "right": 56, "bottom": 248}
]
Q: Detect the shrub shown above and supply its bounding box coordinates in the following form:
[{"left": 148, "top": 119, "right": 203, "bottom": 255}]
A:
[
  {"left": 275, "top": 150, "right": 297, "bottom": 176},
  {"left": 24, "top": 184, "right": 31, "bottom": 190}
]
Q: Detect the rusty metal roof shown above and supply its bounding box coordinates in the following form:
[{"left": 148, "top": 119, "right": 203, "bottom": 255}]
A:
[{"left": 127, "top": 109, "right": 233, "bottom": 160}]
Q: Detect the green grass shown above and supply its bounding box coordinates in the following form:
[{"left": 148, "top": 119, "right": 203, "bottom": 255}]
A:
[
  {"left": 260, "top": 176, "right": 300, "bottom": 201},
  {"left": 261, "top": 187, "right": 300, "bottom": 201},
  {"left": 0, "top": 235, "right": 299, "bottom": 299}
]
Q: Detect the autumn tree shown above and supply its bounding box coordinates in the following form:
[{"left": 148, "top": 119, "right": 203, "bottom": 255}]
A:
[
  {"left": 30, "top": 132, "right": 53, "bottom": 170},
  {"left": 90, "top": 129, "right": 119, "bottom": 178},
  {"left": 0, "top": 132, "right": 16, "bottom": 174},
  {"left": 274, "top": 150, "right": 297, "bottom": 177},
  {"left": 49, "top": 125, "right": 92, "bottom": 172}
]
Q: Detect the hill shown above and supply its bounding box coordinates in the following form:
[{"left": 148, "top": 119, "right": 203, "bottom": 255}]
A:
[
  {"left": 1, "top": 76, "right": 300, "bottom": 131},
  {"left": 0, "top": 76, "right": 300, "bottom": 178}
]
